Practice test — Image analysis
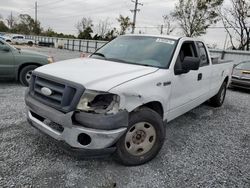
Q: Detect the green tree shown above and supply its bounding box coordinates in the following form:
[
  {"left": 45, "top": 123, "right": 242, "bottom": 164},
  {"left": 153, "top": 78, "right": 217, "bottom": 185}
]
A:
[
  {"left": 12, "top": 14, "right": 42, "bottom": 34},
  {"left": 76, "top": 17, "right": 93, "bottom": 34},
  {"left": 0, "top": 21, "right": 9, "bottom": 32},
  {"left": 173, "top": 0, "right": 223, "bottom": 37},
  {"left": 78, "top": 26, "right": 93, "bottom": 39},
  {"left": 117, "top": 15, "right": 132, "bottom": 35},
  {"left": 105, "top": 27, "right": 118, "bottom": 40},
  {"left": 42, "top": 28, "right": 76, "bottom": 38},
  {"left": 219, "top": 0, "right": 250, "bottom": 50},
  {"left": 0, "top": 14, "right": 8, "bottom": 32}
]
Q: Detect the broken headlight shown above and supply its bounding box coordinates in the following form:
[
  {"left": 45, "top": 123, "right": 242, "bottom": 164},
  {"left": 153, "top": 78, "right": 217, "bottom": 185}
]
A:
[{"left": 76, "top": 90, "right": 120, "bottom": 114}]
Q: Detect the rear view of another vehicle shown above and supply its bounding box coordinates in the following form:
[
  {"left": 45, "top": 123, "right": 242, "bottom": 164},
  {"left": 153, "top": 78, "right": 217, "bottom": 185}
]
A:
[{"left": 231, "top": 61, "right": 250, "bottom": 89}]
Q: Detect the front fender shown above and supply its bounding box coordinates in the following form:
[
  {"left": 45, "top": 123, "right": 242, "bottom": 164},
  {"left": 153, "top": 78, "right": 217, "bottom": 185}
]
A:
[
  {"left": 109, "top": 69, "right": 171, "bottom": 120},
  {"left": 14, "top": 61, "right": 47, "bottom": 80}
]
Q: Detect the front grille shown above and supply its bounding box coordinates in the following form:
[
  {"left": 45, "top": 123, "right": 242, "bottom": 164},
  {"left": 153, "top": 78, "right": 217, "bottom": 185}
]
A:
[{"left": 29, "top": 72, "right": 85, "bottom": 113}]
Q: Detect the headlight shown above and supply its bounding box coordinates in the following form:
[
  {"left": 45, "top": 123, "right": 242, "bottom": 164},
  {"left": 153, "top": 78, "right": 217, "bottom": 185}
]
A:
[
  {"left": 47, "top": 57, "right": 54, "bottom": 63},
  {"left": 77, "top": 90, "right": 120, "bottom": 114}
]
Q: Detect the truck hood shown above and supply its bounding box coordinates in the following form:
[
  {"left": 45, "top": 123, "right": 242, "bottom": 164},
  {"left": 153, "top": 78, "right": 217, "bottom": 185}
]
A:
[{"left": 35, "top": 58, "right": 158, "bottom": 91}]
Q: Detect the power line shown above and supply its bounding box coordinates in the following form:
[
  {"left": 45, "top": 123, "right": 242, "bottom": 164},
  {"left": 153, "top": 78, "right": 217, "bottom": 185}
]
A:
[{"left": 130, "top": 0, "right": 143, "bottom": 34}]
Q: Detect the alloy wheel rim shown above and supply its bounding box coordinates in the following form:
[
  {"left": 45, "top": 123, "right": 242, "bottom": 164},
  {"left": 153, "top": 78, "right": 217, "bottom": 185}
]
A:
[{"left": 25, "top": 71, "right": 32, "bottom": 82}]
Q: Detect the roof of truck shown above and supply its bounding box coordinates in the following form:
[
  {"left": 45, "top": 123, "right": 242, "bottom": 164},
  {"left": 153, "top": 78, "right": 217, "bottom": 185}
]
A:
[
  {"left": 124, "top": 34, "right": 203, "bottom": 42},
  {"left": 125, "top": 34, "right": 181, "bottom": 40}
]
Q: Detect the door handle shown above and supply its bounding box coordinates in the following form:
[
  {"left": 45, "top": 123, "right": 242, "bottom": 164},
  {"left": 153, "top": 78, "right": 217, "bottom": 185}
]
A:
[{"left": 198, "top": 73, "right": 202, "bottom": 81}]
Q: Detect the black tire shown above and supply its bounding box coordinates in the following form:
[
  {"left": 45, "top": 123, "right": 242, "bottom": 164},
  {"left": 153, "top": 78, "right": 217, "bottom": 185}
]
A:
[
  {"left": 28, "top": 41, "right": 33, "bottom": 46},
  {"left": 19, "top": 65, "right": 38, "bottom": 86},
  {"left": 209, "top": 81, "right": 227, "bottom": 107},
  {"left": 114, "top": 107, "right": 165, "bottom": 166}
]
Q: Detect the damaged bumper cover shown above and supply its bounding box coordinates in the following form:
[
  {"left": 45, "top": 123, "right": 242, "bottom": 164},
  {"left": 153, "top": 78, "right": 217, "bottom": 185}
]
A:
[{"left": 25, "top": 92, "right": 128, "bottom": 156}]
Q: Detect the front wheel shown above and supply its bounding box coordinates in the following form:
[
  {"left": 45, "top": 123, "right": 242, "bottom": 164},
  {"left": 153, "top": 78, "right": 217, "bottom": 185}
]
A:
[
  {"left": 209, "top": 81, "right": 227, "bottom": 107},
  {"left": 114, "top": 107, "right": 165, "bottom": 166},
  {"left": 19, "top": 65, "right": 38, "bottom": 86}
]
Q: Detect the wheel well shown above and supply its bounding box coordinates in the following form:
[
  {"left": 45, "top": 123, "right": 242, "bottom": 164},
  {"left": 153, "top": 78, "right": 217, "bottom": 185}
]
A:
[
  {"left": 17, "top": 63, "right": 40, "bottom": 80},
  {"left": 138, "top": 101, "right": 164, "bottom": 118},
  {"left": 224, "top": 76, "right": 229, "bottom": 85}
]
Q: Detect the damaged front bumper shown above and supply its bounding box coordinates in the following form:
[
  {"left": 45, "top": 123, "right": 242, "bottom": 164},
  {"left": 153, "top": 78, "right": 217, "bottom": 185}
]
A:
[{"left": 25, "top": 92, "right": 128, "bottom": 156}]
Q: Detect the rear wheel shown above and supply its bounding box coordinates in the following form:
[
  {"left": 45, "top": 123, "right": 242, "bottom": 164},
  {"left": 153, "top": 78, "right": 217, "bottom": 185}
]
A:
[
  {"left": 19, "top": 65, "right": 38, "bottom": 86},
  {"left": 114, "top": 107, "right": 165, "bottom": 166},
  {"left": 209, "top": 81, "right": 227, "bottom": 107}
]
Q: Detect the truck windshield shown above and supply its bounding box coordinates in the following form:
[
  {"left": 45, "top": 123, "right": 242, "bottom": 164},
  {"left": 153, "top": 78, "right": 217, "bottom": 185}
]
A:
[{"left": 91, "top": 36, "right": 177, "bottom": 68}]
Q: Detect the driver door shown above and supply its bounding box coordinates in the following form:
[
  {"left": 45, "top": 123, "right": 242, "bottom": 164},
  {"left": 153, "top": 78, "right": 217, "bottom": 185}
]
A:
[
  {"left": 0, "top": 41, "right": 15, "bottom": 78},
  {"left": 168, "top": 41, "right": 201, "bottom": 120}
]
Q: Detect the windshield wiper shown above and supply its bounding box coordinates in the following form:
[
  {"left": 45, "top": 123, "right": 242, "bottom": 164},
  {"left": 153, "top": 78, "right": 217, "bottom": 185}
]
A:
[
  {"left": 91, "top": 52, "right": 106, "bottom": 59},
  {"left": 106, "top": 58, "right": 157, "bottom": 67},
  {"left": 106, "top": 58, "right": 131, "bottom": 64}
]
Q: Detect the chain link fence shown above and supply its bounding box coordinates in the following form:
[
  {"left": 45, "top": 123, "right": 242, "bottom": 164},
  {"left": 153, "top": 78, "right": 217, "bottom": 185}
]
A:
[{"left": 25, "top": 35, "right": 107, "bottom": 53}]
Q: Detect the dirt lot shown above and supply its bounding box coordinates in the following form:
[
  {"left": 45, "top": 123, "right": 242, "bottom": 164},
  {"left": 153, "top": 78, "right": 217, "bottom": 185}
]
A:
[{"left": 0, "top": 83, "right": 249, "bottom": 187}]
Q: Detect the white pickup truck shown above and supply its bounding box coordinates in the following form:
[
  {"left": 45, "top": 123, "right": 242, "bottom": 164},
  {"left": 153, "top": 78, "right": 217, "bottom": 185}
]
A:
[{"left": 25, "top": 35, "right": 233, "bottom": 166}]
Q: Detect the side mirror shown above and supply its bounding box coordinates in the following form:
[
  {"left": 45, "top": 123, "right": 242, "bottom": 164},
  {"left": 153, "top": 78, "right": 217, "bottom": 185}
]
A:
[{"left": 175, "top": 56, "right": 200, "bottom": 75}]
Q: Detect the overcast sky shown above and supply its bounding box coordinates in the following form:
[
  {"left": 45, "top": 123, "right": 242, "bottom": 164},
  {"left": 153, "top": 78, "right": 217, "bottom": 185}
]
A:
[{"left": 0, "top": 0, "right": 230, "bottom": 48}]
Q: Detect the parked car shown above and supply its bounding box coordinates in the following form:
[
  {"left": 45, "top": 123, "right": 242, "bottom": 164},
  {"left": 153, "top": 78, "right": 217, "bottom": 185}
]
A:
[
  {"left": 0, "top": 34, "right": 12, "bottom": 43},
  {"left": 0, "top": 39, "right": 53, "bottom": 86},
  {"left": 230, "top": 61, "right": 250, "bottom": 89},
  {"left": 25, "top": 35, "right": 233, "bottom": 166},
  {"left": 11, "top": 35, "right": 35, "bottom": 46}
]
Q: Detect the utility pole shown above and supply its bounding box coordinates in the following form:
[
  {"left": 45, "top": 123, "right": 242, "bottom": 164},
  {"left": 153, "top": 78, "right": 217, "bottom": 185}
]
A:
[
  {"left": 247, "top": 28, "right": 250, "bottom": 51},
  {"left": 35, "top": 1, "right": 37, "bottom": 26},
  {"left": 130, "top": 0, "right": 143, "bottom": 34},
  {"left": 10, "top": 12, "right": 13, "bottom": 29},
  {"left": 35, "top": 1, "right": 38, "bottom": 34},
  {"left": 160, "top": 25, "right": 163, "bottom": 34}
]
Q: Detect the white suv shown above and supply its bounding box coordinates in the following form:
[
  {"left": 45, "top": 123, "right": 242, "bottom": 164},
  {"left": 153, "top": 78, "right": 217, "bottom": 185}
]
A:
[{"left": 12, "top": 35, "right": 35, "bottom": 46}]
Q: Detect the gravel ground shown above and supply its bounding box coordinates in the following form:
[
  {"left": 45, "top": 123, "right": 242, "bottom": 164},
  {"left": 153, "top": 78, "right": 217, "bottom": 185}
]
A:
[{"left": 0, "top": 84, "right": 249, "bottom": 187}]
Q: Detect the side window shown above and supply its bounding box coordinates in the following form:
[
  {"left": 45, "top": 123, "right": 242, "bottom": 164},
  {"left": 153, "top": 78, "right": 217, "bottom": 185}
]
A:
[
  {"left": 197, "top": 42, "right": 209, "bottom": 67},
  {"left": 175, "top": 41, "right": 197, "bottom": 71}
]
